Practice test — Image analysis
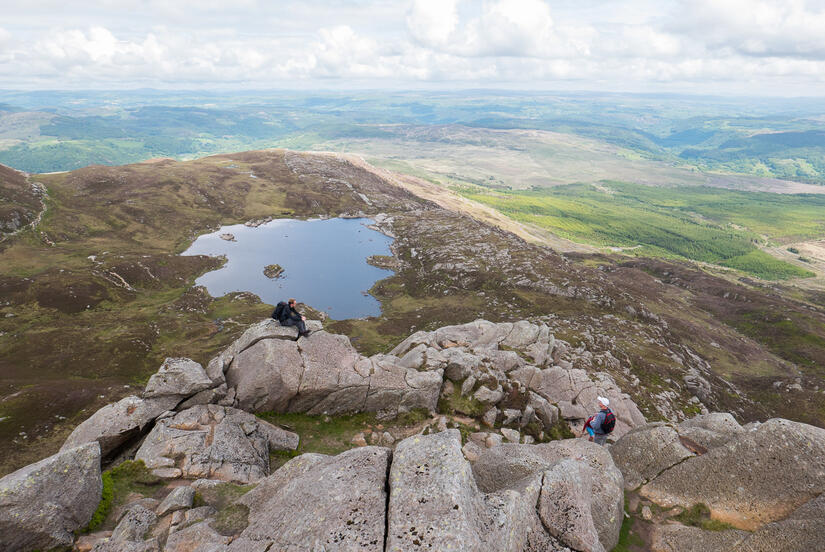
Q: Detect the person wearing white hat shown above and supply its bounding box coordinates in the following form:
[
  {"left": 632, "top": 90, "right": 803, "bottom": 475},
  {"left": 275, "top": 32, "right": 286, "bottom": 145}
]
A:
[{"left": 581, "top": 396, "right": 616, "bottom": 445}]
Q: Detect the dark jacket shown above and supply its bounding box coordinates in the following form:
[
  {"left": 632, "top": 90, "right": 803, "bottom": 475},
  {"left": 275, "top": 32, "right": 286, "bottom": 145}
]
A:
[{"left": 280, "top": 305, "right": 302, "bottom": 324}]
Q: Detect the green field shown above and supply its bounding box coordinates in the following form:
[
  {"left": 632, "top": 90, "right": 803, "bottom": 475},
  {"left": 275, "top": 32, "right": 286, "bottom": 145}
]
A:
[{"left": 460, "top": 182, "right": 825, "bottom": 280}]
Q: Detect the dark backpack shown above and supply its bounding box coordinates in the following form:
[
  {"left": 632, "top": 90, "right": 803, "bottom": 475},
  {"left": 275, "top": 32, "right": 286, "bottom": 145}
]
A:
[
  {"left": 602, "top": 409, "right": 616, "bottom": 434},
  {"left": 272, "top": 301, "right": 288, "bottom": 322}
]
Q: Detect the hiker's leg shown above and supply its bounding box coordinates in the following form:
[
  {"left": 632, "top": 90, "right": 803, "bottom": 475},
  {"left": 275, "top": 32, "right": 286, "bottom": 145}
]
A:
[
  {"left": 594, "top": 434, "right": 608, "bottom": 446},
  {"left": 297, "top": 320, "right": 307, "bottom": 334}
]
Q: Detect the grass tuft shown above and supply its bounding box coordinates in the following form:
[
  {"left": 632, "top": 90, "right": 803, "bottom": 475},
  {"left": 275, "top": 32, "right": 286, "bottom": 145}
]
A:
[
  {"left": 77, "top": 459, "right": 163, "bottom": 534},
  {"left": 81, "top": 471, "right": 114, "bottom": 533},
  {"left": 673, "top": 503, "right": 736, "bottom": 532},
  {"left": 438, "top": 383, "right": 487, "bottom": 417}
]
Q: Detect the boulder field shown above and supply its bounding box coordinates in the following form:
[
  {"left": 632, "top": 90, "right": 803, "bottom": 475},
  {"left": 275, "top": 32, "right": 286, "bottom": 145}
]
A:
[{"left": 1, "top": 319, "right": 823, "bottom": 551}]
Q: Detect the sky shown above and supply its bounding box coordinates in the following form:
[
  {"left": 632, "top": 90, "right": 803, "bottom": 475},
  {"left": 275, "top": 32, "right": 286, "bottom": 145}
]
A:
[{"left": 2, "top": 0, "right": 825, "bottom": 95}]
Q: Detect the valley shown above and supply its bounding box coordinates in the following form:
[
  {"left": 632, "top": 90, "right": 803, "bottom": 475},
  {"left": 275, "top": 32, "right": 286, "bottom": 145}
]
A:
[{"left": 2, "top": 149, "right": 825, "bottom": 480}]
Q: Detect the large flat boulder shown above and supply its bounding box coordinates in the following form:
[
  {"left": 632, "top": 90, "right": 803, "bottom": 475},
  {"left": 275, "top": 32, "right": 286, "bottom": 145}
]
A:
[
  {"left": 364, "top": 355, "right": 443, "bottom": 415},
  {"left": 226, "top": 334, "right": 441, "bottom": 418},
  {"left": 225, "top": 337, "right": 303, "bottom": 412},
  {"left": 290, "top": 331, "right": 367, "bottom": 413},
  {"left": 229, "top": 447, "right": 391, "bottom": 551},
  {"left": 610, "top": 423, "right": 694, "bottom": 490},
  {"left": 539, "top": 459, "right": 604, "bottom": 552},
  {"left": 135, "top": 405, "right": 298, "bottom": 483},
  {"left": 641, "top": 418, "right": 825, "bottom": 530},
  {"left": 61, "top": 395, "right": 180, "bottom": 458},
  {"left": 472, "top": 439, "right": 624, "bottom": 551},
  {"left": 386, "top": 430, "right": 544, "bottom": 552},
  {"left": 0, "top": 442, "right": 102, "bottom": 552},
  {"left": 677, "top": 412, "right": 745, "bottom": 451},
  {"left": 649, "top": 524, "right": 748, "bottom": 552},
  {"left": 731, "top": 492, "right": 825, "bottom": 551},
  {"left": 144, "top": 358, "right": 213, "bottom": 399}
]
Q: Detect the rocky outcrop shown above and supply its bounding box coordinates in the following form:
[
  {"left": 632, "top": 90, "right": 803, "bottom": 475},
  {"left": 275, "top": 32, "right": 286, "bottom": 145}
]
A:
[
  {"left": 472, "top": 440, "right": 624, "bottom": 551},
  {"left": 144, "top": 358, "right": 213, "bottom": 399},
  {"left": 62, "top": 318, "right": 646, "bottom": 467},
  {"left": 609, "top": 414, "right": 825, "bottom": 550},
  {"left": 510, "top": 364, "right": 646, "bottom": 438},
  {"left": 58, "top": 322, "right": 317, "bottom": 460},
  {"left": 10, "top": 405, "right": 825, "bottom": 552},
  {"left": 77, "top": 429, "right": 626, "bottom": 552},
  {"left": 61, "top": 395, "right": 181, "bottom": 458},
  {"left": 135, "top": 405, "right": 298, "bottom": 483},
  {"left": 229, "top": 447, "right": 391, "bottom": 551},
  {"left": 44, "top": 317, "right": 825, "bottom": 552},
  {"left": 387, "top": 430, "right": 543, "bottom": 551},
  {"left": 0, "top": 443, "right": 102, "bottom": 552},
  {"left": 218, "top": 318, "right": 645, "bottom": 438},
  {"left": 649, "top": 493, "right": 825, "bottom": 552},
  {"left": 225, "top": 327, "right": 443, "bottom": 417},
  {"left": 609, "top": 423, "right": 695, "bottom": 490},
  {"left": 383, "top": 320, "right": 645, "bottom": 439},
  {"left": 639, "top": 418, "right": 825, "bottom": 530}
]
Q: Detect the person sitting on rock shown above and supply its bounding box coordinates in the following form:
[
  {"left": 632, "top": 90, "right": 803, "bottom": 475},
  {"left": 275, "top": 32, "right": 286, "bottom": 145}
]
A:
[
  {"left": 582, "top": 396, "right": 615, "bottom": 446},
  {"left": 274, "top": 298, "right": 310, "bottom": 340}
]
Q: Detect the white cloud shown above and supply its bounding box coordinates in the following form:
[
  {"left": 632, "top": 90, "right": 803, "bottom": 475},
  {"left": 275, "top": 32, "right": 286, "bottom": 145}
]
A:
[
  {"left": 0, "top": 1, "right": 824, "bottom": 93},
  {"left": 407, "top": 0, "right": 459, "bottom": 47},
  {"left": 670, "top": 0, "right": 825, "bottom": 58},
  {"left": 407, "top": 0, "right": 593, "bottom": 58}
]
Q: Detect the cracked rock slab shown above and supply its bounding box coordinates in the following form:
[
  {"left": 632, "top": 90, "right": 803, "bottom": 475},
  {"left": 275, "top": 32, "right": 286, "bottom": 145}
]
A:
[
  {"left": 0, "top": 442, "right": 102, "bottom": 552},
  {"left": 229, "top": 447, "right": 391, "bottom": 551},
  {"left": 539, "top": 459, "right": 604, "bottom": 552},
  {"left": 144, "top": 358, "right": 213, "bottom": 399},
  {"left": 60, "top": 395, "right": 180, "bottom": 458},
  {"left": 640, "top": 418, "right": 825, "bottom": 530},
  {"left": 387, "top": 430, "right": 543, "bottom": 552},
  {"left": 527, "top": 366, "right": 646, "bottom": 438},
  {"left": 225, "top": 338, "right": 304, "bottom": 412},
  {"left": 135, "top": 405, "right": 298, "bottom": 483},
  {"left": 472, "top": 440, "right": 624, "bottom": 551},
  {"left": 610, "top": 423, "right": 694, "bottom": 490}
]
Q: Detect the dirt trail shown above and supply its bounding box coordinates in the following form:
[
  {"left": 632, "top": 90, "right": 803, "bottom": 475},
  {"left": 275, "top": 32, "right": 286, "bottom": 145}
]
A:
[
  {"left": 334, "top": 152, "right": 598, "bottom": 254},
  {"left": 761, "top": 240, "right": 825, "bottom": 291}
]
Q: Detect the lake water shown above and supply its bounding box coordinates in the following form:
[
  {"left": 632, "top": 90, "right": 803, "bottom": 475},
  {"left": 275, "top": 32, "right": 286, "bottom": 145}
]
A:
[{"left": 181, "top": 218, "right": 394, "bottom": 319}]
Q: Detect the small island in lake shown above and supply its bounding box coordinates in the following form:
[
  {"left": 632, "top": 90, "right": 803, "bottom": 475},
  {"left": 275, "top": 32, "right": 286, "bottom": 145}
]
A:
[{"left": 263, "top": 264, "right": 285, "bottom": 279}]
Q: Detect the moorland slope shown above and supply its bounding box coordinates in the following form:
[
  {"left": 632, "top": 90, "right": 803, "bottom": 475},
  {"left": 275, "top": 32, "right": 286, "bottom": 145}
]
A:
[{"left": 1, "top": 150, "right": 825, "bottom": 479}]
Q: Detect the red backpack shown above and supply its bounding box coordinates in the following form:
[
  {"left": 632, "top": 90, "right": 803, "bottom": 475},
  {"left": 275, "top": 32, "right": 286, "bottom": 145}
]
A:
[{"left": 602, "top": 409, "right": 616, "bottom": 433}]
